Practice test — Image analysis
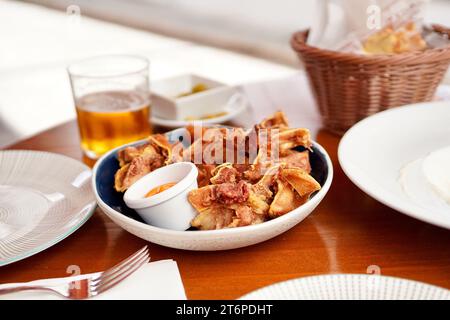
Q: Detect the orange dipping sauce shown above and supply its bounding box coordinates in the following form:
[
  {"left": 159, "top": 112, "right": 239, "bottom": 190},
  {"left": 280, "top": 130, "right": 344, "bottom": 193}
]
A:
[{"left": 145, "top": 182, "right": 177, "bottom": 198}]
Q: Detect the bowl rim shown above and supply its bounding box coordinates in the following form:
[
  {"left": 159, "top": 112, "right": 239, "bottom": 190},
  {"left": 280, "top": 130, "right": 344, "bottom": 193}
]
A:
[{"left": 92, "top": 134, "right": 333, "bottom": 237}]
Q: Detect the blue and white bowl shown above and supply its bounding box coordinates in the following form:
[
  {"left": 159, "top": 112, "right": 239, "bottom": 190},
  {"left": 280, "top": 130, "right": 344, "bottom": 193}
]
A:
[{"left": 92, "top": 128, "right": 333, "bottom": 251}]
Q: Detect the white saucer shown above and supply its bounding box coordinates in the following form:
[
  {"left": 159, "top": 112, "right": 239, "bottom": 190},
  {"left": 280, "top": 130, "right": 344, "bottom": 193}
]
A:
[
  {"left": 0, "top": 150, "right": 96, "bottom": 266},
  {"left": 151, "top": 93, "right": 248, "bottom": 128},
  {"left": 339, "top": 101, "right": 450, "bottom": 229},
  {"left": 240, "top": 274, "right": 450, "bottom": 300}
]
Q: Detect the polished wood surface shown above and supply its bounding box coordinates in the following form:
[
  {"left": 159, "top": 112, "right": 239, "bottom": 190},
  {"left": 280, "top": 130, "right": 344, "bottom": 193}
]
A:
[{"left": 2, "top": 120, "right": 450, "bottom": 299}]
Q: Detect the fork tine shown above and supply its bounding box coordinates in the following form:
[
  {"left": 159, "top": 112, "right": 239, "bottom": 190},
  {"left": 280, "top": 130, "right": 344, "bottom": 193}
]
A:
[
  {"left": 95, "top": 250, "right": 150, "bottom": 290},
  {"left": 94, "top": 252, "right": 150, "bottom": 295},
  {"left": 92, "top": 246, "right": 149, "bottom": 284}
]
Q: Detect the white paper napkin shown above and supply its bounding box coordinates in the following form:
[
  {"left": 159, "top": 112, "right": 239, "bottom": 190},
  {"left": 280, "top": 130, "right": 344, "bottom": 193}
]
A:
[
  {"left": 0, "top": 260, "right": 186, "bottom": 300},
  {"left": 237, "top": 72, "right": 322, "bottom": 138}
]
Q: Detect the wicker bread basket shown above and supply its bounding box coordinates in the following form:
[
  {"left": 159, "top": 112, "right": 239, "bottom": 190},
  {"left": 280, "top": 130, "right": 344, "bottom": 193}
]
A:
[{"left": 291, "top": 25, "right": 450, "bottom": 135}]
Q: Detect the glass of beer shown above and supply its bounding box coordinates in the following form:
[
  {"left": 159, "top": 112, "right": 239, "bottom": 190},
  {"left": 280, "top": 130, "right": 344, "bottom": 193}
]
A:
[{"left": 68, "top": 55, "right": 152, "bottom": 161}]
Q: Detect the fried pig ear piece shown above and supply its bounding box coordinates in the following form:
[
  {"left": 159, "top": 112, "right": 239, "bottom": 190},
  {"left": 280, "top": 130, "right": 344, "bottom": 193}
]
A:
[
  {"left": 169, "top": 141, "right": 185, "bottom": 163},
  {"left": 114, "top": 143, "right": 165, "bottom": 192},
  {"left": 210, "top": 163, "right": 240, "bottom": 185},
  {"left": 196, "top": 164, "right": 217, "bottom": 188},
  {"left": 280, "top": 167, "right": 321, "bottom": 198},
  {"left": 229, "top": 204, "right": 265, "bottom": 227},
  {"left": 279, "top": 150, "right": 311, "bottom": 173},
  {"left": 114, "top": 163, "right": 131, "bottom": 192},
  {"left": 117, "top": 134, "right": 172, "bottom": 168},
  {"left": 269, "top": 178, "right": 305, "bottom": 218},
  {"left": 256, "top": 111, "right": 289, "bottom": 129},
  {"left": 252, "top": 127, "right": 312, "bottom": 167},
  {"left": 268, "top": 167, "right": 321, "bottom": 218},
  {"left": 188, "top": 185, "right": 216, "bottom": 212},
  {"left": 191, "top": 206, "right": 235, "bottom": 230},
  {"left": 275, "top": 128, "right": 312, "bottom": 152},
  {"left": 114, "top": 134, "right": 178, "bottom": 192},
  {"left": 148, "top": 134, "right": 172, "bottom": 164},
  {"left": 251, "top": 164, "right": 280, "bottom": 201},
  {"left": 117, "top": 141, "right": 151, "bottom": 167},
  {"left": 182, "top": 127, "right": 225, "bottom": 163}
]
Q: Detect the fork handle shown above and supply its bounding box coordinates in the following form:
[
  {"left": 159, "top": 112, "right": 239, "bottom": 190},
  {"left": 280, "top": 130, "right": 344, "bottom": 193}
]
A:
[{"left": 0, "top": 285, "right": 57, "bottom": 296}]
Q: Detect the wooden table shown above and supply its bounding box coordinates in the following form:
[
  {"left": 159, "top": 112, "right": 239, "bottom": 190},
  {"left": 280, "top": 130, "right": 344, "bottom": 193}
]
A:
[{"left": 2, "top": 120, "right": 450, "bottom": 299}]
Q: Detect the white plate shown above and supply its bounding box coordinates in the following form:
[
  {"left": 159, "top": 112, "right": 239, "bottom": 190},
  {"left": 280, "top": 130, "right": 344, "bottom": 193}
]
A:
[
  {"left": 240, "top": 274, "right": 450, "bottom": 300},
  {"left": 151, "top": 93, "right": 248, "bottom": 128},
  {"left": 338, "top": 101, "right": 450, "bottom": 229},
  {"left": 0, "top": 150, "right": 96, "bottom": 266}
]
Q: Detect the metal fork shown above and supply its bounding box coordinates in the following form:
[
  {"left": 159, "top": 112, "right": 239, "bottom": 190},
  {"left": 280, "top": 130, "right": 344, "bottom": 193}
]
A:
[{"left": 0, "top": 246, "right": 150, "bottom": 299}]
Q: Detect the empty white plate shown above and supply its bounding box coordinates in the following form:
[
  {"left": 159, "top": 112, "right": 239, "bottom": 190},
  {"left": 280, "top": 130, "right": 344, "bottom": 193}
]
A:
[
  {"left": 0, "top": 150, "right": 96, "bottom": 266},
  {"left": 338, "top": 101, "right": 450, "bottom": 229},
  {"left": 240, "top": 274, "right": 450, "bottom": 300}
]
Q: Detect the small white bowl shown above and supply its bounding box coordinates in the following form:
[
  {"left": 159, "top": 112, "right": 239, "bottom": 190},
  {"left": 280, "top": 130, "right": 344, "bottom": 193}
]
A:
[
  {"left": 151, "top": 74, "right": 239, "bottom": 121},
  {"left": 123, "top": 162, "right": 198, "bottom": 231}
]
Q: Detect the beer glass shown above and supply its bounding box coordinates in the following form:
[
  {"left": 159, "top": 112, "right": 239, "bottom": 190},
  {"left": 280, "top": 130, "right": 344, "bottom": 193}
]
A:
[{"left": 68, "top": 55, "right": 151, "bottom": 161}]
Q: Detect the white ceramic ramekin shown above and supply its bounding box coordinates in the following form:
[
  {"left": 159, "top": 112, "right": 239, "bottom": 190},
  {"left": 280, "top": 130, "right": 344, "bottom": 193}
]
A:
[
  {"left": 151, "top": 74, "right": 237, "bottom": 120},
  {"left": 123, "top": 162, "right": 198, "bottom": 231}
]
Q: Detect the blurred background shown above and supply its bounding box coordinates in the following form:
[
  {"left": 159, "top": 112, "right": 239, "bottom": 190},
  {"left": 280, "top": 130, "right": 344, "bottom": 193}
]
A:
[{"left": 1, "top": 0, "right": 449, "bottom": 147}]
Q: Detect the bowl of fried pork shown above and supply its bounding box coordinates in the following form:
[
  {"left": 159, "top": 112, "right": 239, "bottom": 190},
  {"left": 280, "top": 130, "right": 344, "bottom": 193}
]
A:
[{"left": 92, "top": 112, "right": 333, "bottom": 250}]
